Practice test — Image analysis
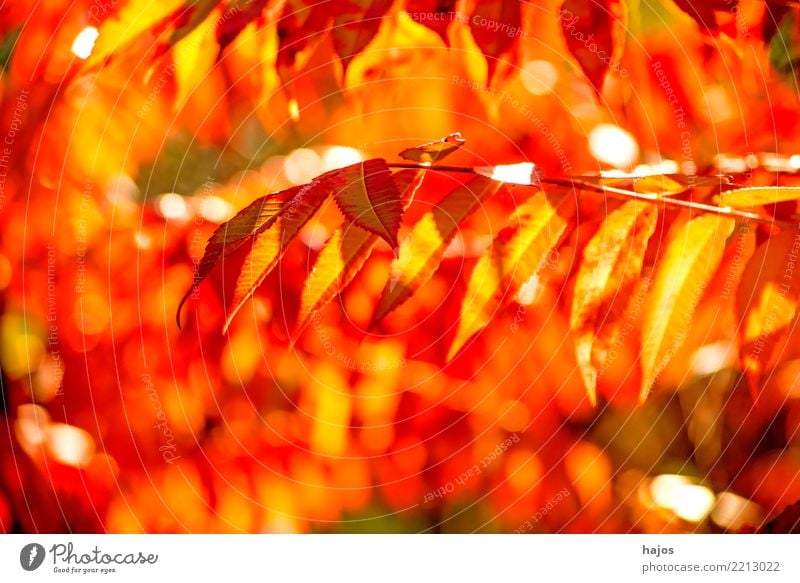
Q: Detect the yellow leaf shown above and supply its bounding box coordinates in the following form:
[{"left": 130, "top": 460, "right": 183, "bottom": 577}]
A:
[
  {"left": 571, "top": 201, "right": 658, "bottom": 405},
  {"left": 371, "top": 176, "right": 501, "bottom": 323},
  {"left": 448, "top": 191, "right": 569, "bottom": 360},
  {"left": 296, "top": 170, "right": 424, "bottom": 333},
  {"left": 640, "top": 214, "right": 736, "bottom": 401},
  {"left": 736, "top": 231, "right": 800, "bottom": 392},
  {"left": 720, "top": 186, "right": 800, "bottom": 208}
]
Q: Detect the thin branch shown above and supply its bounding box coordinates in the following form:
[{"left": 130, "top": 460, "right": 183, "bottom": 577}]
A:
[{"left": 387, "top": 162, "right": 800, "bottom": 230}]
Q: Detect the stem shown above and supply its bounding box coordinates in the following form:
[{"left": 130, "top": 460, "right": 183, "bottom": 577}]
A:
[{"left": 387, "top": 162, "right": 800, "bottom": 230}]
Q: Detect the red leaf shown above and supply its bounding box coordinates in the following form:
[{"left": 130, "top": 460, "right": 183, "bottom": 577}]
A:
[
  {"left": 469, "top": 0, "right": 522, "bottom": 81},
  {"left": 331, "top": 0, "right": 393, "bottom": 72},
  {"left": 560, "top": 0, "right": 624, "bottom": 95},
  {"left": 670, "top": 0, "right": 738, "bottom": 34},
  {"left": 216, "top": 0, "right": 271, "bottom": 51},
  {"left": 176, "top": 186, "right": 298, "bottom": 328},
  {"left": 328, "top": 158, "right": 404, "bottom": 250},
  {"left": 276, "top": 0, "right": 332, "bottom": 81}
]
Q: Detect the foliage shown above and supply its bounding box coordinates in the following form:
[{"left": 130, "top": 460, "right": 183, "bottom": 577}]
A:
[{"left": 3, "top": 0, "right": 800, "bottom": 535}]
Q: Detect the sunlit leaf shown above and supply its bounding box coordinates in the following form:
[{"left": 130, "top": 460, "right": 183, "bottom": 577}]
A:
[
  {"left": 372, "top": 176, "right": 502, "bottom": 323},
  {"left": 448, "top": 191, "right": 569, "bottom": 359},
  {"left": 224, "top": 176, "right": 340, "bottom": 331},
  {"left": 398, "top": 132, "right": 465, "bottom": 164},
  {"left": 328, "top": 158, "right": 404, "bottom": 250},
  {"left": 331, "top": 0, "right": 393, "bottom": 72},
  {"left": 719, "top": 186, "right": 800, "bottom": 208},
  {"left": 296, "top": 169, "right": 425, "bottom": 334},
  {"left": 640, "top": 214, "right": 736, "bottom": 401},
  {"left": 571, "top": 201, "right": 658, "bottom": 405},
  {"left": 469, "top": 0, "right": 521, "bottom": 81},
  {"left": 736, "top": 231, "right": 800, "bottom": 393},
  {"left": 176, "top": 186, "right": 297, "bottom": 328}
]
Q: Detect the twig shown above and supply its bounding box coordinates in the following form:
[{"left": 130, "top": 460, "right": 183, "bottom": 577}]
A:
[{"left": 387, "top": 162, "right": 800, "bottom": 230}]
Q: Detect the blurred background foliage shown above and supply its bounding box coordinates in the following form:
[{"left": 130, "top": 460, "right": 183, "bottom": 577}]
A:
[{"left": 1, "top": 0, "right": 800, "bottom": 533}]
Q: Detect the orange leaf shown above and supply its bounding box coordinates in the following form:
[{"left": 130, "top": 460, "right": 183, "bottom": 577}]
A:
[
  {"left": 331, "top": 0, "right": 393, "bottom": 72},
  {"left": 329, "top": 158, "right": 404, "bottom": 250},
  {"left": 224, "top": 176, "right": 340, "bottom": 331},
  {"left": 640, "top": 214, "right": 735, "bottom": 401},
  {"left": 560, "top": 0, "right": 625, "bottom": 95},
  {"left": 469, "top": 0, "right": 521, "bottom": 81},
  {"left": 448, "top": 190, "right": 569, "bottom": 360},
  {"left": 571, "top": 201, "right": 658, "bottom": 405},
  {"left": 296, "top": 169, "right": 425, "bottom": 334},
  {"left": 736, "top": 231, "right": 800, "bottom": 393},
  {"left": 372, "top": 176, "right": 502, "bottom": 324},
  {"left": 398, "top": 132, "right": 466, "bottom": 164},
  {"left": 176, "top": 186, "right": 297, "bottom": 328}
]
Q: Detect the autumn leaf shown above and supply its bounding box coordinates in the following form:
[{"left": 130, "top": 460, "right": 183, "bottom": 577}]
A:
[
  {"left": 296, "top": 169, "right": 425, "bottom": 335},
  {"left": 328, "top": 158, "right": 404, "bottom": 250},
  {"left": 398, "top": 132, "right": 465, "bottom": 164},
  {"left": 571, "top": 201, "right": 658, "bottom": 405},
  {"left": 276, "top": 0, "right": 332, "bottom": 81},
  {"left": 469, "top": 0, "right": 522, "bottom": 81},
  {"left": 224, "top": 174, "right": 342, "bottom": 331},
  {"left": 669, "top": 0, "right": 728, "bottom": 34},
  {"left": 448, "top": 190, "right": 569, "bottom": 360},
  {"left": 720, "top": 186, "right": 800, "bottom": 208},
  {"left": 372, "top": 176, "right": 501, "bottom": 324},
  {"left": 168, "top": 0, "right": 223, "bottom": 48},
  {"left": 640, "top": 214, "right": 736, "bottom": 401},
  {"left": 762, "top": 1, "right": 792, "bottom": 43},
  {"left": 736, "top": 231, "right": 800, "bottom": 394},
  {"left": 405, "top": 0, "right": 458, "bottom": 45},
  {"left": 560, "top": 0, "right": 625, "bottom": 94},
  {"left": 216, "top": 0, "right": 271, "bottom": 50},
  {"left": 331, "top": 0, "right": 393, "bottom": 72},
  {"left": 574, "top": 173, "right": 725, "bottom": 196},
  {"left": 176, "top": 186, "right": 298, "bottom": 328}
]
